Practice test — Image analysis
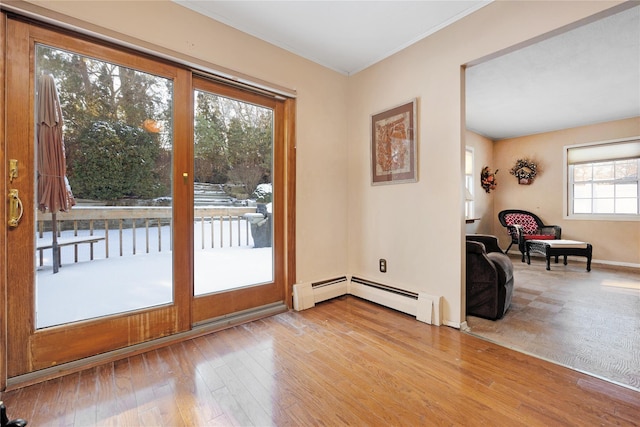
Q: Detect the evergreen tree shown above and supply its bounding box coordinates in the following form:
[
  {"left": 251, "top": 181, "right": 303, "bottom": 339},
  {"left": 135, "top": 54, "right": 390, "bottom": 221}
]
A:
[
  {"left": 36, "top": 44, "right": 274, "bottom": 202},
  {"left": 194, "top": 91, "right": 229, "bottom": 183},
  {"left": 36, "top": 45, "right": 172, "bottom": 200},
  {"left": 226, "top": 107, "right": 273, "bottom": 196},
  {"left": 71, "top": 122, "right": 165, "bottom": 200}
]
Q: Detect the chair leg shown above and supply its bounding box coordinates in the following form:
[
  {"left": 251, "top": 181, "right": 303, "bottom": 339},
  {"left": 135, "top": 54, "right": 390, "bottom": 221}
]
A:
[
  {"left": 518, "top": 242, "right": 526, "bottom": 262},
  {"left": 0, "top": 401, "right": 28, "bottom": 427},
  {"left": 505, "top": 242, "right": 513, "bottom": 254}
]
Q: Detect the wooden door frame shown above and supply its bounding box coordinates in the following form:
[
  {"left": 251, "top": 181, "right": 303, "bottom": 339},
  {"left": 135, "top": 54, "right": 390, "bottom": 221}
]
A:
[
  {"left": 284, "top": 97, "right": 296, "bottom": 309},
  {"left": 1, "top": 11, "right": 8, "bottom": 391}
]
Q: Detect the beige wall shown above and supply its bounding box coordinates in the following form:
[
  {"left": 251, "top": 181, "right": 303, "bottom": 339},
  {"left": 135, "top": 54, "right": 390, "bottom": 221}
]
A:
[
  {"left": 22, "top": 0, "right": 350, "bottom": 285},
  {"left": 17, "top": 1, "right": 631, "bottom": 326},
  {"left": 492, "top": 117, "right": 640, "bottom": 266},
  {"left": 347, "top": 1, "right": 624, "bottom": 326}
]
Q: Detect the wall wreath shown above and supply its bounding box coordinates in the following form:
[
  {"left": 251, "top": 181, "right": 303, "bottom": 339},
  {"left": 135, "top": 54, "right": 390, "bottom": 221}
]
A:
[
  {"left": 480, "top": 166, "right": 498, "bottom": 193},
  {"left": 510, "top": 159, "right": 538, "bottom": 184}
]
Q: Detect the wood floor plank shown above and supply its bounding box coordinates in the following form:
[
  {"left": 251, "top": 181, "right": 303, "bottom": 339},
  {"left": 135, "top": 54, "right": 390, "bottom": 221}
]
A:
[
  {"left": 157, "top": 344, "right": 218, "bottom": 426},
  {"left": 136, "top": 406, "right": 164, "bottom": 426},
  {"left": 94, "top": 363, "right": 117, "bottom": 426},
  {"left": 1, "top": 296, "right": 639, "bottom": 426},
  {"left": 72, "top": 367, "right": 98, "bottom": 426},
  {"left": 262, "top": 317, "right": 384, "bottom": 425},
  {"left": 274, "top": 308, "right": 464, "bottom": 424},
  {"left": 284, "top": 310, "right": 439, "bottom": 424},
  {"left": 173, "top": 341, "right": 226, "bottom": 424},
  {"left": 112, "top": 358, "right": 140, "bottom": 426},
  {"left": 0, "top": 382, "right": 40, "bottom": 424},
  {"left": 213, "top": 331, "right": 293, "bottom": 422},
  {"left": 141, "top": 349, "right": 185, "bottom": 425},
  {"left": 29, "top": 377, "right": 64, "bottom": 426},
  {"left": 51, "top": 371, "right": 80, "bottom": 426},
  {"left": 127, "top": 354, "right": 156, "bottom": 421}
]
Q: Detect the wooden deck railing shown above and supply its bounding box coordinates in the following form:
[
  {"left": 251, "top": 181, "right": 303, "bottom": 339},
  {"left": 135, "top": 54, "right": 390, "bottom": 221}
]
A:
[{"left": 36, "top": 206, "right": 258, "bottom": 260}]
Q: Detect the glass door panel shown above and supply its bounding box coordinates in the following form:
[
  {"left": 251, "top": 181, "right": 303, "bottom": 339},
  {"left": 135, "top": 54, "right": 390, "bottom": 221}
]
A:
[
  {"left": 191, "top": 77, "right": 286, "bottom": 323},
  {"left": 34, "top": 44, "right": 175, "bottom": 328},
  {"left": 193, "top": 88, "right": 274, "bottom": 296}
]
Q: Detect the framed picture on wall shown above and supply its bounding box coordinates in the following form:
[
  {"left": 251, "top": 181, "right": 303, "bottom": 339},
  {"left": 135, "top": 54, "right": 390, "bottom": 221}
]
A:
[{"left": 371, "top": 99, "right": 418, "bottom": 185}]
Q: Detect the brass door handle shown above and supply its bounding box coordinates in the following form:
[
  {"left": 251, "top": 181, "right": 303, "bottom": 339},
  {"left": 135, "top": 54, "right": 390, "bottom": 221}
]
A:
[{"left": 8, "top": 189, "right": 24, "bottom": 228}]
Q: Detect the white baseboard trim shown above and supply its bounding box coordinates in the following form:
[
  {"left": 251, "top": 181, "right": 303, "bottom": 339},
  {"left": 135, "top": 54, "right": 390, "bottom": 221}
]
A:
[
  {"left": 293, "top": 276, "right": 444, "bottom": 326},
  {"left": 592, "top": 259, "right": 640, "bottom": 269},
  {"left": 526, "top": 253, "right": 640, "bottom": 269}
]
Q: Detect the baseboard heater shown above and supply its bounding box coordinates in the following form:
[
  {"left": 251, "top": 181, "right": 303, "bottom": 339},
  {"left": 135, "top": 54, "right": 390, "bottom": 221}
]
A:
[
  {"left": 293, "top": 276, "right": 349, "bottom": 310},
  {"left": 293, "top": 276, "right": 442, "bottom": 325}
]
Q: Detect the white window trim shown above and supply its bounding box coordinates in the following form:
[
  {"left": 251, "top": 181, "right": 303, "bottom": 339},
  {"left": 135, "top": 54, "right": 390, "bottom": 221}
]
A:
[
  {"left": 465, "top": 147, "right": 475, "bottom": 220},
  {"left": 563, "top": 136, "right": 640, "bottom": 221}
]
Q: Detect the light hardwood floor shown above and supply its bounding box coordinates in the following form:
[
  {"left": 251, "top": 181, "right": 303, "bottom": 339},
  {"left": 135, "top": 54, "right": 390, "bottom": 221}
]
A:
[
  {"left": 1, "top": 296, "right": 639, "bottom": 426},
  {"left": 466, "top": 255, "right": 640, "bottom": 391}
]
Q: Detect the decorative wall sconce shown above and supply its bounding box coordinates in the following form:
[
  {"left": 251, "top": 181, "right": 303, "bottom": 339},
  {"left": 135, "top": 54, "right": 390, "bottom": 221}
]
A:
[{"left": 510, "top": 159, "right": 538, "bottom": 184}]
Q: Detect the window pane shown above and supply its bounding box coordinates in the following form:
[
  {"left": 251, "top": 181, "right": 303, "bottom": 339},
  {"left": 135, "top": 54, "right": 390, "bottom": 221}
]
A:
[
  {"left": 616, "top": 183, "right": 637, "bottom": 198},
  {"left": 593, "top": 163, "right": 614, "bottom": 180},
  {"left": 573, "top": 164, "right": 592, "bottom": 182},
  {"left": 593, "top": 198, "right": 614, "bottom": 213},
  {"left": 615, "top": 198, "right": 638, "bottom": 214},
  {"left": 573, "top": 183, "right": 592, "bottom": 198},
  {"left": 593, "top": 183, "right": 614, "bottom": 198},
  {"left": 573, "top": 199, "right": 591, "bottom": 213},
  {"left": 465, "top": 150, "right": 473, "bottom": 175},
  {"left": 465, "top": 174, "right": 474, "bottom": 218},
  {"left": 35, "top": 44, "right": 174, "bottom": 328},
  {"left": 615, "top": 160, "right": 638, "bottom": 179},
  {"left": 193, "top": 89, "right": 274, "bottom": 296}
]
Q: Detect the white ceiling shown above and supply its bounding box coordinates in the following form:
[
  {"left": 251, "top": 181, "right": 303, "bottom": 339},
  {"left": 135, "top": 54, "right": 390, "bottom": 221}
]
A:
[
  {"left": 174, "top": 0, "right": 491, "bottom": 75},
  {"left": 466, "top": 4, "right": 640, "bottom": 140},
  {"left": 174, "top": 1, "right": 640, "bottom": 140}
]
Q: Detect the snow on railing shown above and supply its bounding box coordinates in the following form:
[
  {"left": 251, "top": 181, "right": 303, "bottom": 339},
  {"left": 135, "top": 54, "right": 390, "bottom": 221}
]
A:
[{"left": 36, "top": 206, "right": 257, "bottom": 263}]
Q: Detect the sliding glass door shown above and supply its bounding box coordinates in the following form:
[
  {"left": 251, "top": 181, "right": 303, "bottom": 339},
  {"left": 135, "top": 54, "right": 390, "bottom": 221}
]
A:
[{"left": 4, "top": 16, "right": 292, "bottom": 379}]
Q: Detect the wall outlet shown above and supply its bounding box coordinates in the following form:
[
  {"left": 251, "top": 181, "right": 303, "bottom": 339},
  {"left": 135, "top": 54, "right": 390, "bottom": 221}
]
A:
[{"left": 379, "top": 258, "right": 387, "bottom": 273}]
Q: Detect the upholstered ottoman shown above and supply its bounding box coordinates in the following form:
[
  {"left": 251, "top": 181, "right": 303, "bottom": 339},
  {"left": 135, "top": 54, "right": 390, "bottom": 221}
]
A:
[{"left": 525, "top": 239, "right": 592, "bottom": 271}]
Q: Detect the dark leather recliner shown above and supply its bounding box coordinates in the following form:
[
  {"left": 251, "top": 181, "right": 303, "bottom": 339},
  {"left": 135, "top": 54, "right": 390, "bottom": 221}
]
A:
[{"left": 466, "top": 234, "right": 514, "bottom": 320}]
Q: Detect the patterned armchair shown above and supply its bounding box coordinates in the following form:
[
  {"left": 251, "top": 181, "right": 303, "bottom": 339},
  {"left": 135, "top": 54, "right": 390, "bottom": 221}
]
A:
[{"left": 498, "top": 209, "right": 562, "bottom": 262}]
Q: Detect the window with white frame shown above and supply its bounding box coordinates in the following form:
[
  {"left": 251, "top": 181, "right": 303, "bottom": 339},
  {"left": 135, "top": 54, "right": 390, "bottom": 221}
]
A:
[
  {"left": 566, "top": 138, "right": 640, "bottom": 218},
  {"left": 465, "top": 148, "right": 474, "bottom": 219}
]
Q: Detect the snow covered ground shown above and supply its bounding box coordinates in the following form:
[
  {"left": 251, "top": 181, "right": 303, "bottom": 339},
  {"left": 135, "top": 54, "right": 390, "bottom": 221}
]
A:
[{"left": 36, "top": 225, "right": 273, "bottom": 328}]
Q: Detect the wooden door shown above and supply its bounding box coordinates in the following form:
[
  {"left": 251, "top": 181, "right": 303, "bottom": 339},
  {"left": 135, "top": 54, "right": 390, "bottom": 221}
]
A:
[
  {"left": 191, "top": 77, "right": 287, "bottom": 323},
  {"left": 4, "top": 18, "right": 192, "bottom": 377}
]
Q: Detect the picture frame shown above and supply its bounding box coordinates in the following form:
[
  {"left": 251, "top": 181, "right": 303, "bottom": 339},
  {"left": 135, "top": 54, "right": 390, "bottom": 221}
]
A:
[{"left": 371, "top": 99, "right": 418, "bottom": 185}]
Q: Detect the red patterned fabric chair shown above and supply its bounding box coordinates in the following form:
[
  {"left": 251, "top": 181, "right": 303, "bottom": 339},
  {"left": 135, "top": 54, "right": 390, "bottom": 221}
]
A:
[{"left": 498, "top": 209, "right": 562, "bottom": 262}]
